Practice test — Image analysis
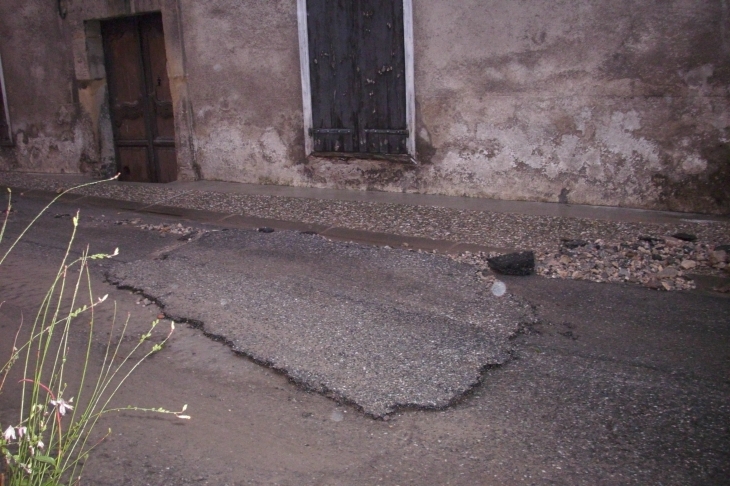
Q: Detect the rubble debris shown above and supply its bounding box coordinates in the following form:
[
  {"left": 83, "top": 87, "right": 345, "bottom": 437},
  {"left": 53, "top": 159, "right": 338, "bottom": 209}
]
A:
[
  {"left": 487, "top": 251, "right": 535, "bottom": 276},
  {"left": 454, "top": 236, "right": 730, "bottom": 292}
]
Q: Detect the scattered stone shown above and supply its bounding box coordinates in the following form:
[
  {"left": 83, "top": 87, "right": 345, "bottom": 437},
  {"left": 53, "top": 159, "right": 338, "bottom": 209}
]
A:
[
  {"left": 657, "top": 267, "right": 679, "bottom": 278},
  {"left": 709, "top": 250, "right": 727, "bottom": 265},
  {"left": 639, "top": 236, "right": 662, "bottom": 244},
  {"left": 487, "top": 251, "right": 535, "bottom": 276},
  {"left": 680, "top": 259, "right": 697, "bottom": 270},
  {"left": 561, "top": 239, "right": 588, "bottom": 249},
  {"left": 258, "top": 227, "right": 275, "bottom": 233},
  {"left": 453, "top": 228, "right": 728, "bottom": 292},
  {"left": 178, "top": 231, "right": 198, "bottom": 241},
  {"left": 663, "top": 236, "right": 683, "bottom": 247},
  {"left": 672, "top": 232, "right": 697, "bottom": 242},
  {"left": 645, "top": 278, "right": 662, "bottom": 290}
]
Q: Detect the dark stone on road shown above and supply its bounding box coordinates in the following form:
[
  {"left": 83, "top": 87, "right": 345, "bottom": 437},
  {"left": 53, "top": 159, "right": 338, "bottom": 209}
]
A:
[
  {"left": 258, "top": 227, "right": 275, "bottom": 233},
  {"left": 672, "top": 232, "right": 697, "bottom": 242},
  {"left": 715, "top": 244, "right": 730, "bottom": 252},
  {"left": 487, "top": 251, "right": 535, "bottom": 276}
]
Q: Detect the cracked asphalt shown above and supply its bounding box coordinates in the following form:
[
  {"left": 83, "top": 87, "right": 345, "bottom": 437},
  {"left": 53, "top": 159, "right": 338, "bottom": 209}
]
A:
[{"left": 107, "top": 229, "right": 533, "bottom": 417}]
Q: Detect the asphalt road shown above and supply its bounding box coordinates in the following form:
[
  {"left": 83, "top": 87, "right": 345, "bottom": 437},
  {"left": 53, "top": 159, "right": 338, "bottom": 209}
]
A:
[{"left": 0, "top": 193, "right": 728, "bottom": 485}]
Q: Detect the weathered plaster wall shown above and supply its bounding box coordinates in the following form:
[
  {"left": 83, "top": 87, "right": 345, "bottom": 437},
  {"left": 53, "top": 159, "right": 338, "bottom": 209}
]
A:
[
  {"left": 185, "top": 0, "right": 728, "bottom": 213},
  {"left": 1, "top": 0, "right": 727, "bottom": 213},
  {"left": 182, "top": 0, "right": 306, "bottom": 184},
  {"left": 0, "top": 2, "right": 99, "bottom": 174},
  {"left": 409, "top": 0, "right": 730, "bottom": 213}
]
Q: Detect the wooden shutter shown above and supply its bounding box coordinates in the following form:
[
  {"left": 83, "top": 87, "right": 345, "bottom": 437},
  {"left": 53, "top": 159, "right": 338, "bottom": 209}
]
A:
[{"left": 307, "top": 0, "right": 408, "bottom": 155}]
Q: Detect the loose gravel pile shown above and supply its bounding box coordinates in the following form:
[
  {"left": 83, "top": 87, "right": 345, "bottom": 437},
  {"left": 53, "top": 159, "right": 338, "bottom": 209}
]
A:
[{"left": 454, "top": 235, "right": 730, "bottom": 292}]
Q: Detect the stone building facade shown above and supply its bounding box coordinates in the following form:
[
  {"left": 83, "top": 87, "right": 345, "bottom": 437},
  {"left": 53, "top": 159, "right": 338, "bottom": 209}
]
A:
[{"left": 0, "top": 0, "right": 728, "bottom": 213}]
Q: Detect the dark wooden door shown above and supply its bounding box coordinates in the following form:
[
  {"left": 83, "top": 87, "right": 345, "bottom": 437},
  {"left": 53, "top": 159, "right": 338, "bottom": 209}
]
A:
[
  {"left": 101, "top": 13, "right": 177, "bottom": 182},
  {"left": 307, "top": 0, "right": 408, "bottom": 155}
]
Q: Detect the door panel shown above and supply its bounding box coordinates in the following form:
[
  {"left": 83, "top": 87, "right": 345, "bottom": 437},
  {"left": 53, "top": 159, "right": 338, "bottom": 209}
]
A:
[
  {"left": 118, "top": 147, "right": 151, "bottom": 182},
  {"left": 102, "top": 13, "right": 177, "bottom": 182},
  {"left": 155, "top": 147, "right": 177, "bottom": 183},
  {"left": 103, "top": 18, "right": 148, "bottom": 142},
  {"left": 141, "top": 16, "right": 176, "bottom": 140}
]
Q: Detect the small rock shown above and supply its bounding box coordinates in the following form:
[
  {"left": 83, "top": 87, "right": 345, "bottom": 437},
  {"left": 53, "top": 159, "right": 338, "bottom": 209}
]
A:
[
  {"left": 672, "top": 232, "right": 697, "bottom": 242},
  {"left": 715, "top": 244, "right": 730, "bottom": 252},
  {"left": 709, "top": 250, "right": 727, "bottom": 265},
  {"left": 157, "top": 313, "right": 165, "bottom": 319},
  {"left": 680, "top": 259, "right": 697, "bottom": 270},
  {"left": 645, "top": 278, "right": 662, "bottom": 290},
  {"left": 561, "top": 239, "right": 588, "bottom": 249},
  {"left": 559, "top": 255, "right": 572, "bottom": 265},
  {"left": 258, "top": 227, "right": 275, "bottom": 233},
  {"left": 487, "top": 251, "right": 535, "bottom": 276},
  {"left": 639, "top": 236, "right": 662, "bottom": 244},
  {"left": 657, "top": 267, "right": 679, "bottom": 278},
  {"left": 663, "top": 237, "right": 683, "bottom": 247}
]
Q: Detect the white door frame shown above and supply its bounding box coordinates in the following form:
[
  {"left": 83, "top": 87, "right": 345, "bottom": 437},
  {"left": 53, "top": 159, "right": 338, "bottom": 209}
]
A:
[
  {"left": 296, "top": 0, "right": 416, "bottom": 157},
  {"left": 0, "top": 52, "right": 13, "bottom": 144}
]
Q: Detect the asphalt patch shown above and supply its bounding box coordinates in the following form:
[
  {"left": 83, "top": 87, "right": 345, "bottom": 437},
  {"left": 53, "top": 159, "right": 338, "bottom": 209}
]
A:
[{"left": 107, "top": 229, "right": 532, "bottom": 416}]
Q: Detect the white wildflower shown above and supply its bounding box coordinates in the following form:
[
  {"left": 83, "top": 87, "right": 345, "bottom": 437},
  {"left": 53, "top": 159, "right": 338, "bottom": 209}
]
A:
[
  {"left": 3, "top": 425, "right": 15, "bottom": 441},
  {"left": 16, "top": 426, "right": 27, "bottom": 438},
  {"left": 50, "top": 397, "right": 74, "bottom": 416}
]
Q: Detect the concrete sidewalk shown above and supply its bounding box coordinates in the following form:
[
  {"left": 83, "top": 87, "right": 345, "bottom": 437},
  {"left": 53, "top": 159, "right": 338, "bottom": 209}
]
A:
[{"left": 1, "top": 172, "right": 728, "bottom": 257}]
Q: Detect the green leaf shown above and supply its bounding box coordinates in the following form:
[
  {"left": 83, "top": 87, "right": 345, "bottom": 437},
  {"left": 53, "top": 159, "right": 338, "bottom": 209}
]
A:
[{"left": 34, "top": 454, "right": 56, "bottom": 466}]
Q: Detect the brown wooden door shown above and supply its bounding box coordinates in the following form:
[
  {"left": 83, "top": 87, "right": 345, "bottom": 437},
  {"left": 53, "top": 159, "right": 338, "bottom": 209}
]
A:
[{"left": 101, "top": 13, "right": 177, "bottom": 182}]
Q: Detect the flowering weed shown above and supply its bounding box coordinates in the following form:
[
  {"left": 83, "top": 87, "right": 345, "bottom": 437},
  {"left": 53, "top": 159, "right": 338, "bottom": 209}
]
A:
[{"left": 0, "top": 179, "right": 189, "bottom": 485}]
